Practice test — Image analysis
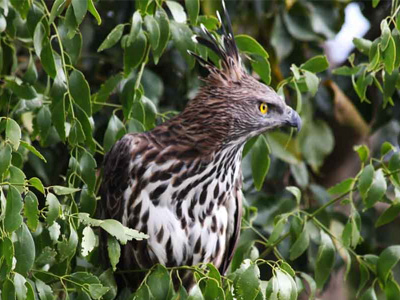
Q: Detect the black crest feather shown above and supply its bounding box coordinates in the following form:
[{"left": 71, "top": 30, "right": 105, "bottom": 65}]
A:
[{"left": 189, "top": 0, "right": 243, "bottom": 84}]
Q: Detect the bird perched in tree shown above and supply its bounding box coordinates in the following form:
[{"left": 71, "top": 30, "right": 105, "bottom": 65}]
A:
[{"left": 100, "top": 1, "right": 301, "bottom": 287}]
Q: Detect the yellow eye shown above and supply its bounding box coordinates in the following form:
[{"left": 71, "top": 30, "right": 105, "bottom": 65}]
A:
[{"left": 259, "top": 103, "right": 268, "bottom": 114}]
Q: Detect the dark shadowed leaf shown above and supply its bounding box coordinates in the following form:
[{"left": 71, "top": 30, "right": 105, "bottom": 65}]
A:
[
  {"left": 6, "top": 80, "right": 37, "bottom": 100},
  {"left": 103, "top": 115, "right": 126, "bottom": 152},
  {"left": 144, "top": 15, "right": 160, "bottom": 50},
  {"left": 14, "top": 223, "right": 35, "bottom": 275},
  {"left": 377, "top": 245, "right": 400, "bottom": 284},
  {"left": 385, "top": 278, "right": 400, "bottom": 300},
  {"left": 124, "top": 30, "right": 147, "bottom": 75},
  {"left": 24, "top": 191, "right": 39, "bottom": 232},
  {"left": 0, "top": 144, "right": 12, "bottom": 176},
  {"left": 360, "top": 287, "right": 377, "bottom": 300},
  {"left": 147, "top": 265, "right": 171, "bottom": 300},
  {"left": 289, "top": 225, "right": 309, "bottom": 260},
  {"left": 4, "top": 185, "right": 23, "bottom": 233},
  {"left": 376, "top": 203, "right": 400, "bottom": 227},
  {"left": 69, "top": 69, "right": 92, "bottom": 116},
  {"left": 128, "top": 11, "right": 142, "bottom": 46},
  {"left": 72, "top": 0, "right": 87, "bottom": 25},
  {"left": 153, "top": 8, "right": 170, "bottom": 64},
  {"left": 186, "top": 0, "right": 199, "bottom": 25},
  {"left": 99, "top": 269, "right": 118, "bottom": 300}
]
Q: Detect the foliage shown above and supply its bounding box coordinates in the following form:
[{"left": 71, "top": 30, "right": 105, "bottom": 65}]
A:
[{"left": 0, "top": 0, "right": 400, "bottom": 299}]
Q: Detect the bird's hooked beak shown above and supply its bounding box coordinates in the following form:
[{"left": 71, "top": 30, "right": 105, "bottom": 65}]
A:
[{"left": 284, "top": 107, "right": 302, "bottom": 131}]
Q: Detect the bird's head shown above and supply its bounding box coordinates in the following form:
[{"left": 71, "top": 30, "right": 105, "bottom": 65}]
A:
[{"left": 185, "top": 1, "right": 301, "bottom": 146}]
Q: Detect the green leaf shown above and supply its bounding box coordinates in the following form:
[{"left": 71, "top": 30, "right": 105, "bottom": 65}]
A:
[
  {"left": 10, "top": 0, "right": 30, "bottom": 19},
  {"left": 14, "top": 223, "right": 35, "bottom": 275},
  {"left": 144, "top": 15, "right": 160, "bottom": 50},
  {"left": 72, "top": 0, "right": 87, "bottom": 25},
  {"left": 290, "top": 162, "right": 309, "bottom": 188},
  {"left": 40, "top": 38, "right": 57, "bottom": 79},
  {"left": 166, "top": 1, "right": 187, "bottom": 23},
  {"left": 103, "top": 115, "right": 126, "bottom": 153},
  {"left": 37, "top": 106, "right": 51, "bottom": 140},
  {"left": 6, "top": 118, "right": 21, "bottom": 150},
  {"left": 235, "top": 34, "right": 269, "bottom": 58},
  {"left": 385, "top": 278, "right": 400, "bottom": 300},
  {"left": 124, "top": 30, "right": 147, "bottom": 76},
  {"left": 170, "top": 21, "right": 195, "bottom": 68},
  {"left": 87, "top": 0, "right": 101, "bottom": 25},
  {"left": 381, "top": 142, "right": 395, "bottom": 157},
  {"left": 353, "top": 145, "right": 369, "bottom": 164},
  {"left": 358, "top": 164, "right": 374, "bottom": 197},
  {"left": 269, "top": 217, "right": 287, "bottom": 244},
  {"left": 100, "top": 219, "right": 148, "bottom": 244},
  {"left": 28, "top": 177, "right": 45, "bottom": 194},
  {"left": 24, "top": 191, "right": 39, "bottom": 232},
  {"left": 13, "top": 273, "right": 27, "bottom": 300},
  {"left": 147, "top": 265, "right": 171, "bottom": 300},
  {"left": 251, "top": 56, "right": 271, "bottom": 85},
  {"left": 25, "top": 281, "right": 35, "bottom": 300},
  {"left": 186, "top": 0, "right": 199, "bottom": 25},
  {"left": 353, "top": 37, "right": 372, "bottom": 55},
  {"left": 373, "top": 0, "right": 380, "bottom": 7},
  {"left": 0, "top": 144, "right": 12, "bottom": 176},
  {"left": 35, "top": 279, "right": 53, "bottom": 300},
  {"left": 360, "top": 287, "right": 377, "bottom": 300},
  {"left": 57, "top": 224, "right": 78, "bottom": 261},
  {"left": 81, "top": 226, "right": 97, "bottom": 256},
  {"left": 298, "top": 120, "right": 334, "bottom": 171},
  {"left": 234, "top": 264, "right": 260, "bottom": 300},
  {"left": 1, "top": 279, "right": 16, "bottom": 300},
  {"left": 99, "top": 269, "right": 118, "bottom": 300},
  {"left": 300, "top": 55, "right": 329, "bottom": 73},
  {"left": 20, "top": 141, "right": 47, "bottom": 163},
  {"left": 380, "top": 20, "right": 391, "bottom": 51},
  {"left": 328, "top": 178, "right": 354, "bottom": 196},
  {"left": 376, "top": 203, "right": 400, "bottom": 227},
  {"left": 53, "top": 185, "right": 80, "bottom": 195},
  {"left": 289, "top": 225, "right": 309, "bottom": 260},
  {"left": 315, "top": 231, "right": 335, "bottom": 289},
  {"left": 69, "top": 69, "right": 92, "bottom": 116},
  {"left": 49, "top": 0, "right": 66, "bottom": 24},
  {"left": 389, "top": 152, "right": 400, "bottom": 187},
  {"left": 152, "top": 9, "right": 169, "bottom": 64},
  {"left": 45, "top": 193, "right": 60, "bottom": 225},
  {"left": 197, "top": 15, "right": 219, "bottom": 31},
  {"left": 80, "top": 151, "right": 97, "bottom": 193},
  {"left": 4, "top": 185, "right": 23, "bottom": 233},
  {"left": 128, "top": 11, "right": 142, "bottom": 46},
  {"left": 357, "top": 263, "right": 370, "bottom": 297},
  {"left": 304, "top": 70, "right": 319, "bottom": 96},
  {"left": 107, "top": 236, "right": 121, "bottom": 271},
  {"left": 377, "top": 245, "right": 400, "bottom": 283},
  {"left": 251, "top": 135, "right": 270, "bottom": 190},
  {"left": 6, "top": 80, "right": 37, "bottom": 100},
  {"left": 98, "top": 24, "right": 125, "bottom": 52},
  {"left": 93, "top": 73, "right": 123, "bottom": 113},
  {"left": 286, "top": 186, "right": 301, "bottom": 205},
  {"left": 332, "top": 65, "right": 361, "bottom": 76},
  {"left": 383, "top": 36, "right": 396, "bottom": 74},
  {"left": 363, "top": 169, "right": 387, "bottom": 209},
  {"left": 9, "top": 166, "right": 26, "bottom": 193}
]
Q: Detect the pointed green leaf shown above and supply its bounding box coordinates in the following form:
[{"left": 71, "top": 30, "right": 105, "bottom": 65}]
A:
[
  {"left": 88, "top": 0, "right": 101, "bottom": 25},
  {"left": 14, "top": 223, "right": 35, "bottom": 275},
  {"left": 144, "top": 15, "right": 160, "bottom": 50},
  {"left": 107, "top": 236, "right": 121, "bottom": 271},
  {"left": 4, "top": 185, "right": 23, "bottom": 233},
  {"left": 72, "top": 0, "right": 87, "bottom": 25},
  {"left": 377, "top": 245, "right": 400, "bottom": 284},
  {"left": 45, "top": 193, "right": 60, "bottom": 225},
  {"left": 166, "top": 1, "right": 187, "bottom": 23},
  {"left": 0, "top": 144, "right": 12, "bottom": 176},
  {"left": 289, "top": 225, "right": 309, "bottom": 260},
  {"left": 186, "top": 0, "right": 199, "bottom": 25},
  {"left": 6, "top": 118, "right": 21, "bottom": 150},
  {"left": 300, "top": 55, "right": 329, "bottom": 73},
  {"left": 69, "top": 69, "right": 92, "bottom": 116},
  {"left": 251, "top": 135, "right": 270, "bottom": 190},
  {"left": 315, "top": 231, "right": 335, "bottom": 289},
  {"left": 98, "top": 24, "right": 125, "bottom": 52},
  {"left": 235, "top": 34, "right": 269, "bottom": 58},
  {"left": 24, "top": 191, "right": 39, "bottom": 231}
]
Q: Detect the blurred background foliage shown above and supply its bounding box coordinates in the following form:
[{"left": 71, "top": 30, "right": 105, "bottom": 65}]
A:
[{"left": 1, "top": 0, "right": 400, "bottom": 299}]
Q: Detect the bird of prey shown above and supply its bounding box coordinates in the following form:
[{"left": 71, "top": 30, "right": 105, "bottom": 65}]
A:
[{"left": 100, "top": 1, "right": 301, "bottom": 287}]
